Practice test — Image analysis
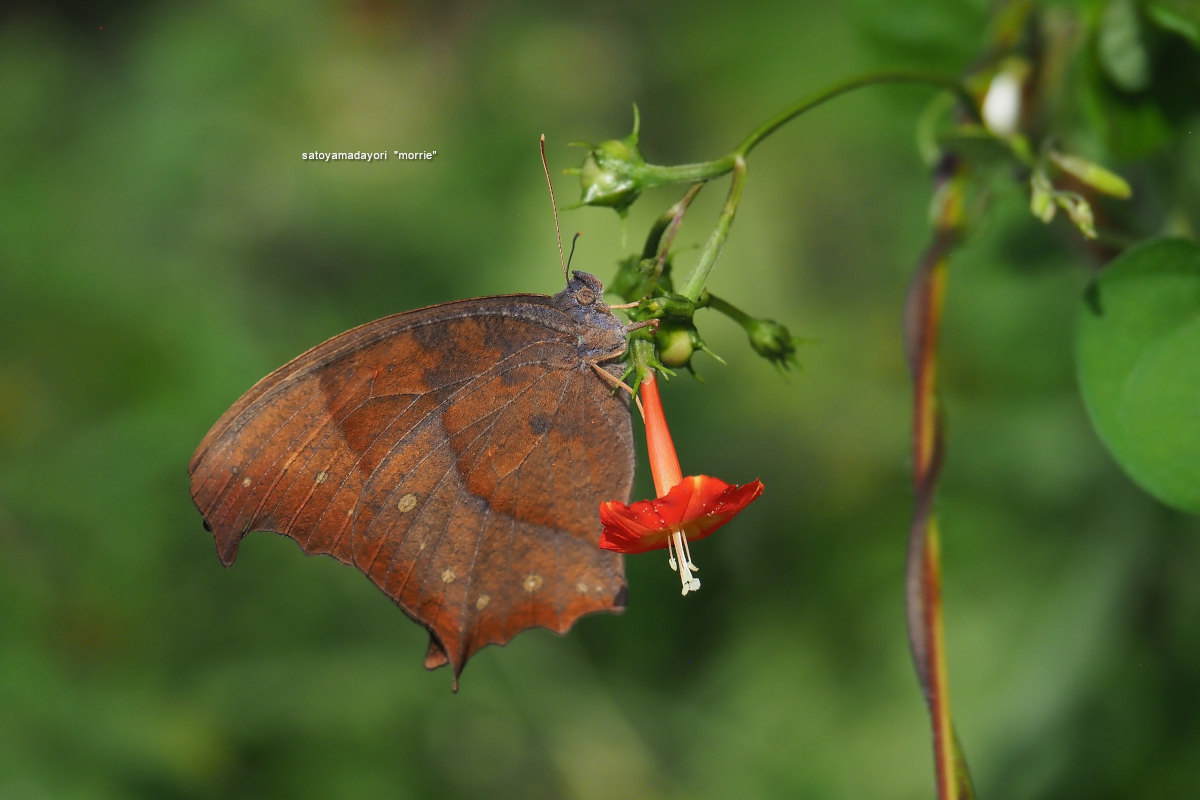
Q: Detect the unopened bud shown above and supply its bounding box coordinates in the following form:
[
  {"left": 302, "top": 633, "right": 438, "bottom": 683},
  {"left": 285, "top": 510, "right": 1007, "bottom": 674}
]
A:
[
  {"left": 1060, "top": 193, "right": 1097, "bottom": 239},
  {"left": 574, "top": 107, "right": 648, "bottom": 215},
  {"left": 656, "top": 321, "right": 700, "bottom": 369},
  {"left": 1030, "top": 173, "right": 1057, "bottom": 223},
  {"left": 1048, "top": 151, "right": 1132, "bottom": 199},
  {"left": 745, "top": 318, "right": 801, "bottom": 369}
]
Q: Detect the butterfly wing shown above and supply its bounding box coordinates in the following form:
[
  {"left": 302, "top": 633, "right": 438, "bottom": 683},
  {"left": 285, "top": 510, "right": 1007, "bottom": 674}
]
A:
[{"left": 188, "top": 294, "right": 633, "bottom": 686}]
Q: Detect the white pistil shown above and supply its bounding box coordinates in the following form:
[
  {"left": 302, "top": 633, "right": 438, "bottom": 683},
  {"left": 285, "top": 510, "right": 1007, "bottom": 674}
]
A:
[{"left": 668, "top": 530, "right": 701, "bottom": 595}]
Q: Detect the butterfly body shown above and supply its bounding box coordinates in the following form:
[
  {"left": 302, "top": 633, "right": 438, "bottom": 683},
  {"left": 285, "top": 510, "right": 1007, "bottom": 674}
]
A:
[{"left": 189, "top": 271, "right": 633, "bottom": 687}]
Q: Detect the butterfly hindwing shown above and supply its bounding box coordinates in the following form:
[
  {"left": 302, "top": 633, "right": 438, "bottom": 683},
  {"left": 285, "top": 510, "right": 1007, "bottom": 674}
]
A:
[{"left": 189, "top": 288, "right": 634, "bottom": 685}]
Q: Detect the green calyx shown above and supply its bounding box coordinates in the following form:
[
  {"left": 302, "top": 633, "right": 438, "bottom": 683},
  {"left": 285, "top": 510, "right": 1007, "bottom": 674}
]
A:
[
  {"left": 632, "top": 292, "right": 698, "bottom": 323},
  {"left": 705, "top": 292, "right": 804, "bottom": 371},
  {"left": 609, "top": 253, "right": 673, "bottom": 304},
  {"left": 572, "top": 108, "right": 645, "bottom": 215},
  {"left": 744, "top": 317, "right": 803, "bottom": 370}
]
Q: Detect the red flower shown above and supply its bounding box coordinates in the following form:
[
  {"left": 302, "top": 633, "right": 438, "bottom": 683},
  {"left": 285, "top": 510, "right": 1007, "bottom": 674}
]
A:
[{"left": 598, "top": 373, "right": 764, "bottom": 594}]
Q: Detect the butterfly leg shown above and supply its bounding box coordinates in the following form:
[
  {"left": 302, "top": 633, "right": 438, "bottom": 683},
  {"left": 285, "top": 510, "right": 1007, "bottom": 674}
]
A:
[
  {"left": 625, "top": 319, "right": 658, "bottom": 333},
  {"left": 589, "top": 361, "right": 645, "bottom": 419}
]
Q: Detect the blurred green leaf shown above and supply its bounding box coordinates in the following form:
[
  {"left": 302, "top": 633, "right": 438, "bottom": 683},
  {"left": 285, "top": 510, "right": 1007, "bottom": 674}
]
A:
[
  {"left": 1099, "top": 0, "right": 1152, "bottom": 91},
  {"left": 2, "top": 3, "right": 1200, "bottom": 798},
  {"left": 1076, "top": 56, "right": 1175, "bottom": 160},
  {"left": 1077, "top": 238, "right": 1200, "bottom": 513},
  {"left": 1145, "top": 0, "right": 1200, "bottom": 46}
]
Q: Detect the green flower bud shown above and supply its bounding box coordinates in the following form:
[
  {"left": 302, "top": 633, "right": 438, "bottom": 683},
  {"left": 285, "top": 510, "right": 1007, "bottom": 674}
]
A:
[
  {"left": 1031, "top": 167, "right": 1098, "bottom": 239},
  {"left": 656, "top": 321, "right": 698, "bottom": 369},
  {"left": 609, "top": 254, "right": 672, "bottom": 303},
  {"left": 572, "top": 107, "right": 646, "bottom": 216},
  {"left": 1048, "top": 150, "right": 1132, "bottom": 199},
  {"left": 1030, "top": 172, "right": 1056, "bottom": 223},
  {"left": 578, "top": 136, "right": 645, "bottom": 214},
  {"left": 1058, "top": 192, "right": 1097, "bottom": 239},
  {"left": 745, "top": 318, "right": 801, "bottom": 370}
]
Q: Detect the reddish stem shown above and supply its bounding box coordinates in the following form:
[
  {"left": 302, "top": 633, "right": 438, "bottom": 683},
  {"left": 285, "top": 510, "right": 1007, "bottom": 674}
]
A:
[{"left": 904, "top": 153, "right": 974, "bottom": 800}]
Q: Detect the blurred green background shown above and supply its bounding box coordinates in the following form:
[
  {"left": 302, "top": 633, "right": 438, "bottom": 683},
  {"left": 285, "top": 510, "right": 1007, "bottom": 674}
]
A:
[{"left": 2, "top": 1, "right": 1198, "bottom": 798}]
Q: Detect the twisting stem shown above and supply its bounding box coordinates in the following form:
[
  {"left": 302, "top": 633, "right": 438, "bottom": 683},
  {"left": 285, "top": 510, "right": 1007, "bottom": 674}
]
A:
[{"left": 903, "top": 153, "right": 974, "bottom": 800}]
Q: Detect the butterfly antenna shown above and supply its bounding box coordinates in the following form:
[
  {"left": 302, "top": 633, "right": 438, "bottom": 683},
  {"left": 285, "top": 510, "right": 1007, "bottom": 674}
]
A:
[
  {"left": 567, "top": 231, "right": 583, "bottom": 271},
  {"left": 540, "top": 134, "right": 567, "bottom": 282}
]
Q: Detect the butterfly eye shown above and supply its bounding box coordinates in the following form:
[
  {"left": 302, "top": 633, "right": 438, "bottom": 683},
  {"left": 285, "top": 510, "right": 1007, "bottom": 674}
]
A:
[{"left": 574, "top": 288, "right": 596, "bottom": 306}]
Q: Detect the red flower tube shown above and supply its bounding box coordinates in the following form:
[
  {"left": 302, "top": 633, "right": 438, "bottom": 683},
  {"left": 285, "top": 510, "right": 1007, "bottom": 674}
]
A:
[{"left": 599, "top": 373, "right": 764, "bottom": 594}]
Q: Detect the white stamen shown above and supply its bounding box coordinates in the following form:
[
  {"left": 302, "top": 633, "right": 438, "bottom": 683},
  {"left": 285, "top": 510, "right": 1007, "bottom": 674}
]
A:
[
  {"left": 669, "top": 530, "right": 701, "bottom": 595},
  {"left": 679, "top": 533, "right": 698, "bottom": 572}
]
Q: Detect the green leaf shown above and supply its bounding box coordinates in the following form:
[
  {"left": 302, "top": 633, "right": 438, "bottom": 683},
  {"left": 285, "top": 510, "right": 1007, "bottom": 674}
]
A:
[
  {"left": 1099, "top": 0, "right": 1151, "bottom": 92},
  {"left": 1077, "top": 238, "right": 1200, "bottom": 514},
  {"left": 1146, "top": 0, "right": 1200, "bottom": 47}
]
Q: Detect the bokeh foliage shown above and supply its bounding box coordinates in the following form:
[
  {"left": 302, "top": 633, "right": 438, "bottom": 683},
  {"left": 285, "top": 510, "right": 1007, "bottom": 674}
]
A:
[{"left": 1, "top": 1, "right": 1198, "bottom": 798}]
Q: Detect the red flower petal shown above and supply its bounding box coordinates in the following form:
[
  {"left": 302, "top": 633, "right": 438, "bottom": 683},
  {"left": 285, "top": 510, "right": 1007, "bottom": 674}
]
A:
[{"left": 598, "top": 475, "right": 764, "bottom": 554}]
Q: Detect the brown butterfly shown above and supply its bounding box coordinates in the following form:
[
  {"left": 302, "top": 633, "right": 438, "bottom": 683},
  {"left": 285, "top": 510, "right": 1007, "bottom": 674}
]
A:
[{"left": 188, "top": 269, "right": 635, "bottom": 689}]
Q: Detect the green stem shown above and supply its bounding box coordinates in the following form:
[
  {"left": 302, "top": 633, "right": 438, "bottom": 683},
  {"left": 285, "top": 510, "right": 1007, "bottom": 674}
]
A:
[
  {"left": 734, "top": 71, "right": 979, "bottom": 157},
  {"left": 642, "top": 183, "right": 705, "bottom": 262},
  {"left": 634, "top": 72, "right": 977, "bottom": 302},
  {"left": 680, "top": 156, "right": 747, "bottom": 301},
  {"left": 638, "top": 157, "right": 738, "bottom": 185},
  {"left": 632, "top": 70, "right": 979, "bottom": 193},
  {"left": 624, "top": 71, "right": 979, "bottom": 309},
  {"left": 629, "top": 335, "right": 659, "bottom": 389},
  {"left": 704, "top": 293, "right": 752, "bottom": 325}
]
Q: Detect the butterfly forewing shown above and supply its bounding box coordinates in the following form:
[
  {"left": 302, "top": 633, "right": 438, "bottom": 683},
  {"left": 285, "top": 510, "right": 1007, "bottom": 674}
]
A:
[{"left": 189, "top": 287, "right": 633, "bottom": 685}]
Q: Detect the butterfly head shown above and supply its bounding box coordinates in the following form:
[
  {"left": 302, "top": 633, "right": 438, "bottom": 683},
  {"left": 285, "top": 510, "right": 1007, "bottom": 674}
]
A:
[
  {"left": 566, "top": 270, "right": 605, "bottom": 306},
  {"left": 555, "top": 271, "right": 627, "bottom": 361}
]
